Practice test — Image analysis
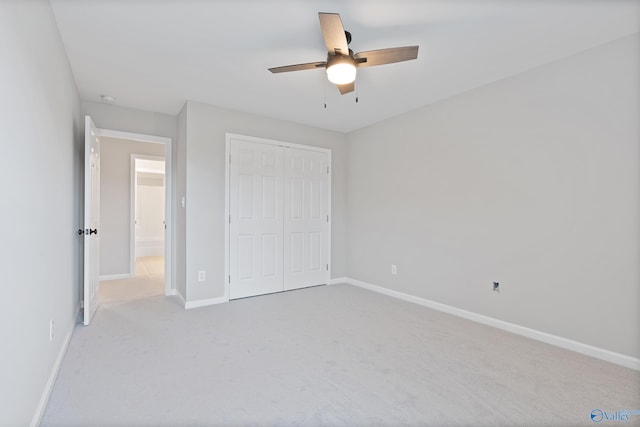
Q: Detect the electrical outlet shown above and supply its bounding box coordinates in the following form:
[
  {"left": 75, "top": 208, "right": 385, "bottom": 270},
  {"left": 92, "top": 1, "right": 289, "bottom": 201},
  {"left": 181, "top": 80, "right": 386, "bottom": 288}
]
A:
[
  {"left": 49, "top": 319, "right": 54, "bottom": 341},
  {"left": 493, "top": 282, "right": 500, "bottom": 292},
  {"left": 198, "top": 271, "right": 206, "bottom": 282},
  {"left": 391, "top": 265, "right": 397, "bottom": 275}
]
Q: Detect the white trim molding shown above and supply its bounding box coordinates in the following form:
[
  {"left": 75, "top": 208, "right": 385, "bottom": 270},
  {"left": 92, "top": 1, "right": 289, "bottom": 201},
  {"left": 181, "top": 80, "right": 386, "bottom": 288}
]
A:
[
  {"left": 345, "top": 278, "right": 640, "bottom": 371},
  {"left": 96, "top": 128, "right": 171, "bottom": 145},
  {"left": 31, "top": 308, "right": 79, "bottom": 426},
  {"left": 99, "top": 273, "right": 133, "bottom": 281},
  {"left": 327, "top": 277, "right": 348, "bottom": 285},
  {"left": 185, "top": 296, "right": 229, "bottom": 310},
  {"left": 174, "top": 290, "right": 186, "bottom": 307}
]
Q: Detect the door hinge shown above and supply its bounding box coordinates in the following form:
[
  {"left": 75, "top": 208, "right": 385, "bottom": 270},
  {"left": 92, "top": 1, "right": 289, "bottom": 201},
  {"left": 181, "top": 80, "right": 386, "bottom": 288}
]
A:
[
  {"left": 326, "top": 215, "right": 329, "bottom": 223},
  {"left": 326, "top": 264, "right": 329, "bottom": 271},
  {"left": 229, "top": 215, "right": 231, "bottom": 224},
  {"left": 326, "top": 166, "right": 330, "bottom": 174},
  {"left": 229, "top": 154, "right": 231, "bottom": 164},
  {"left": 229, "top": 275, "right": 231, "bottom": 283}
]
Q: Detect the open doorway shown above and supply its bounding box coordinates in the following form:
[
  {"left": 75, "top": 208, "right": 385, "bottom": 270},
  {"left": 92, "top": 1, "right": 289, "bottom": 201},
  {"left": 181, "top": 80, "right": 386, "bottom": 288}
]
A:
[
  {"left": 95, "top": 129, "right": 173, "bottom": 305},
  {"left": 132, "top": 156, "right": 165, "bottom": 290}
]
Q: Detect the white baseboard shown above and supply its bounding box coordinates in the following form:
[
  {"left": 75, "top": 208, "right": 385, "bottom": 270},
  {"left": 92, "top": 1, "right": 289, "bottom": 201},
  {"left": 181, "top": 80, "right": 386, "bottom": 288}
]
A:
[
  {"left": 185, "top": 296, "right": 228, "bottom": 309},
  {"left": 31, "top": 306, "right": 79, "bottom": 426},
  {"left": 328, "top": 277, "right": 347, "bottom": 285},
  {"left": 345, "top": 278, "right": 640, "bottom": 371},
  {"left": 99, "top": 273, "right": 132, "bottom": 281},
  {"left": 174, "top": 290, "right": 186, "bottom": 307}
]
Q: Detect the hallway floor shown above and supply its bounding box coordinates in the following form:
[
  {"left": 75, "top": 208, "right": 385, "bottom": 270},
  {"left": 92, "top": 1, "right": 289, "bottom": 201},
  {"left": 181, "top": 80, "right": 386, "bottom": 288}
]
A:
[{"left": 99, "top": 256, "right": 164, "bottom": 304}]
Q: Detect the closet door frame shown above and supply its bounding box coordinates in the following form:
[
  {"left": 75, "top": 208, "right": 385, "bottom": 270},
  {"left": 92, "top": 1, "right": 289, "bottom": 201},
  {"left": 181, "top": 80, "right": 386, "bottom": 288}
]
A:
[{"left": 224, "top": 133, "right": 332, "bottom": 300}]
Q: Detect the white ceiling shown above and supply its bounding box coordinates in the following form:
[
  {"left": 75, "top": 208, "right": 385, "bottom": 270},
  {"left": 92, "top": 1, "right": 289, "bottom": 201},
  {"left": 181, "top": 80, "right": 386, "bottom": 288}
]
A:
[{"left": 50, "top": 0, "right": 639, "bottom": 133}]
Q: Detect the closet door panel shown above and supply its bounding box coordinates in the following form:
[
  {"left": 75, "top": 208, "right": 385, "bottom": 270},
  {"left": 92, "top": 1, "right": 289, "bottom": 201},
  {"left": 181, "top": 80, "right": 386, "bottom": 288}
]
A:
[
  {"left": 230, "top": 140, "right": 284, "bottom": 299},
  {"left": 283, "top": 148, "right": 330, "bottom": 291}
]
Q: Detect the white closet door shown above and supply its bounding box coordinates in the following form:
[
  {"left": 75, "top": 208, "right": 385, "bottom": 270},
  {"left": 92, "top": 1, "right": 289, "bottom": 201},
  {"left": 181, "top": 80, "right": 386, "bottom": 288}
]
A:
[
  {"left": 283, "top": 148, "right": 330, "bottom": 291},
  {"left": 229, "top": 140, "right": 284, "bottom": 299}
]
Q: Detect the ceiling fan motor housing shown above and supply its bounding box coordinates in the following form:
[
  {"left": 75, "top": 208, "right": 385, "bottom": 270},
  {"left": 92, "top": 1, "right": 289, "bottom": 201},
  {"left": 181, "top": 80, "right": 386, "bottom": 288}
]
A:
[{"left": 326, "top": 51, "right": 356, "bottom": 66}]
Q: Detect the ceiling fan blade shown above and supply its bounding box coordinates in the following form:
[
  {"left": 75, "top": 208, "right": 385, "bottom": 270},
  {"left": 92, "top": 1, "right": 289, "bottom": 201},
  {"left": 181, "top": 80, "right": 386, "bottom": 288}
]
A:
[
  {"left": 268, "top": 61, "right": 326, "bottom": 73},
  {"left": 319, "top": 13, "right": 349, "bottom": 55},
  {"left": 337, "top": 82, "right": 355, "bottom": 95},
  {"left": 355, "top": 46, "right": 419, "bottom": 68}
]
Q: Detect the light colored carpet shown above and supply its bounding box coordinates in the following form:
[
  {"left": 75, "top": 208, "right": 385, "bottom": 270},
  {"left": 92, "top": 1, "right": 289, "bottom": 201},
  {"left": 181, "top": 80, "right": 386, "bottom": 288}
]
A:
[{"left": 42, "top": 284, "right": 639, "bottom": 426}]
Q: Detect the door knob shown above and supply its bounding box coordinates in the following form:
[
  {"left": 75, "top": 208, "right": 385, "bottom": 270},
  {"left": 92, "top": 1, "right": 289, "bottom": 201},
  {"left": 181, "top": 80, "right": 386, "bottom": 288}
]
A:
[{"left": 77, "top": 229, "right": 97, "bottom": 235}]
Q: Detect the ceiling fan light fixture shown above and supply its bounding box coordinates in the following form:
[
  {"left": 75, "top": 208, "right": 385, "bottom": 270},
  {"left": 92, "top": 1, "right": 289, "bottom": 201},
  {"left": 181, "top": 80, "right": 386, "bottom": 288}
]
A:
[
  {"left": 268, "top": 13, "right": 418, "bottom": 95},
  {"left": 326, "top": 55, "right": 356, "bottom": 85},
  {"left": 327, "top": 63, "right": 356, "bottom": 84}
]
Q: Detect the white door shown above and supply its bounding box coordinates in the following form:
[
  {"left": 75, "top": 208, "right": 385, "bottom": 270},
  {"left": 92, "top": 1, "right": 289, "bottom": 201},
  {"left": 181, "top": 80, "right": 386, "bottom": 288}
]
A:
[
  {"left": 283, "top": 148, "right": 330, "bottom": 290},
  {"left": 229, "top": 140, "right": 284, "bottom": 299},
  {"left": 83, "top": 116, "right": 100, "bottom": 325}
]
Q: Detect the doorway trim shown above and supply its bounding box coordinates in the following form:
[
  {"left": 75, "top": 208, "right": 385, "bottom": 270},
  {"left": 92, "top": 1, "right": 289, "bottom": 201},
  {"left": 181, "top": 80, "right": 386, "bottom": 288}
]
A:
[
  {"left": 224, "top": 133, "right": 332, "bottom": 301},
  {"left": 95, "top": 128, "right": 174, "bottom": 296}
]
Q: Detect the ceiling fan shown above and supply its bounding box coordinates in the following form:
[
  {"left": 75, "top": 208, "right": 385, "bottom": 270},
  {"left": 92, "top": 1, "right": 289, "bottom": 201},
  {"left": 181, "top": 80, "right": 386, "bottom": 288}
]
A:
[{"left": 268, "top": 12, "right": 419, "bottom": 95}]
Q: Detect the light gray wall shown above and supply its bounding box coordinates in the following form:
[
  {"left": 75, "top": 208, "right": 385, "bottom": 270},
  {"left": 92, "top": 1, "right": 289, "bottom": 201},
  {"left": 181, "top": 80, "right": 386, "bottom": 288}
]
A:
[
  {"left": 100, "top": 137, "right": 165, "bottom": 276},
  {"left": 184, "top": 102, "right": 348, "bottom": 301},
  {"left": 346, "top": 34, "right": 640, "bottom": 359},
  {"left": 82, "top": 102, "right": 179, "bottom": 289},
  {"left": 0, "top": 1, "right": 82, "bottom": 424},
  {"left": 176, "top": 104, "right": 187, "bottom": 299}
]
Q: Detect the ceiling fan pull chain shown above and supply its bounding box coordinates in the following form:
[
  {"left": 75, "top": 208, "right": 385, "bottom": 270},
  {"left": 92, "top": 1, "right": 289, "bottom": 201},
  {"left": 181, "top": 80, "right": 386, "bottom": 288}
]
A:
[{"left": 324, "top": 77, "right": 327, "bottom": 109}]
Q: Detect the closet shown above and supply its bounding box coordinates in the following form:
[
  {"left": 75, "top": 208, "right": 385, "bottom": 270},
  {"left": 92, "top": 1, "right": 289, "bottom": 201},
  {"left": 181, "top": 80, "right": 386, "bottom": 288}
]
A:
[{"left": 228, "top": 135, "right": 330, "bottom": 299}]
